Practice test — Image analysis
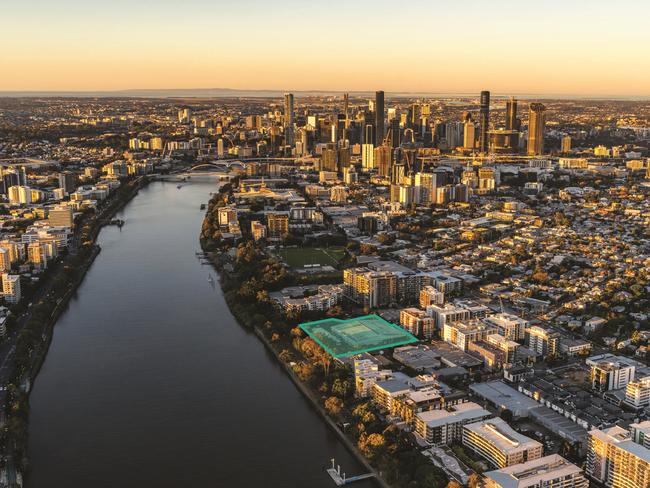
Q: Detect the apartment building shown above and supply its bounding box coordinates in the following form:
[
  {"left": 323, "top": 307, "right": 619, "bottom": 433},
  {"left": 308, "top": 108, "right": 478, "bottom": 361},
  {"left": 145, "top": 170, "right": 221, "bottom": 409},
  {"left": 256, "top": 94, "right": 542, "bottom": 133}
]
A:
[
  {"left": 426, "top": 303, "right": 471, "bottom": 331},
  {"left": 462, "top": 418, "right": 543, "bottom": 469},
  {"left": 343, "top": 268, "right": 397, "bottom": 308},
  {"left": 414, "top": 401, "right": 491, "bottom": 446},
  {"left": 587, "top": 426, "right": 650, "bottom": 488},
  {"left": 419, "top": 285, "right": 444, "bottom": 309},
  {"left": 2, "top": 274, "right": 21, "bottom": 304},
  {"left": 525, "top": 325, "right": 559, "bottom": 358},
  {"left": 484, "top": 313, "right": 528, "bottom": 341},
  {"left": 443, "top": 321, "right": 495, "bottom": 351},
  {"left": 484, "top": 454, "right": 588, "bottom": 488},
  {"left": 624, "top": 376, "right": 650, "bottom": 409},
  {"left": 400, "top": 308, "right": 435, "bottom": 339}
]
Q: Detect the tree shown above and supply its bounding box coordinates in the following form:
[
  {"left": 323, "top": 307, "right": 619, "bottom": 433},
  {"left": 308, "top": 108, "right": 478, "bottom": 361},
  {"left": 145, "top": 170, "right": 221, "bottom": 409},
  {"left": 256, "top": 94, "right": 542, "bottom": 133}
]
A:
[
  {"left": 467, "top": 473, "right": 480, "bottom": 488},
  {"left": 324, "top": 396, "right": 343, "bottom": 416},
  {"left": 331, "top": 379, "right": 350, "bottom": 399}
]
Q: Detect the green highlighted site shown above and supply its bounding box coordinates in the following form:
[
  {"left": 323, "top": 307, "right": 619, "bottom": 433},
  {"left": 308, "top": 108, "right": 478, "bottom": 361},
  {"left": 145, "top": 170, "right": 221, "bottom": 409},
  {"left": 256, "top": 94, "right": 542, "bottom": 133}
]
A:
[{"left": 299, "top": 315, "right": 418, "bottom": 358}]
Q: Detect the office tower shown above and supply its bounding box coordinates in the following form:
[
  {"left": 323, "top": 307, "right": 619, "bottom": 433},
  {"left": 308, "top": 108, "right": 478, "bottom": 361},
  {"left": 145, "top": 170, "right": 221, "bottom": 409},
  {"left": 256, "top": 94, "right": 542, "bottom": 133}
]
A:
[
  {"left": 374, "top": 146, "right": 392, "bottom": 177},
  {"left": 389, "top": 118, "right": 400, "bottom": 148},
  {"left": 178, "top": 108, "right": 191, "bottom": 124},
  {"left": 321, "top": 147, "right": 338, "bottom": 172},
  {"left": 561, "top": 136, "right": 572, "bottom": 153},
  {"left": 48, "top": 206, "right": 74, "bottom": 228},
  {"left": 463, "top": 120, "right": 476, "bottom": 150},
  {"left": 8, "top": 186, "right": 31, "bottom": 205},
  {"left": 392, "top": 162, "right": 405, "bottom": 185},
  {"left": 58, "top": 172, "right": 77, "bottom": 195},
  {"left": 414, "top": 172, "right": 437, "bottom": 204},
  {"left": 364, "top": 124, "right": 374, "bottom": 146},
  {"left": 408, "top": 103, "right": 419, "bottom": 129},
  {"left": 462, "top": 418, "right": 543, "bottom": 469},
  {"left": 484, "top": 454, "right": 588, "bottom": 488},
  {"left": 2, "top": 169, "right": 19, "bottom": 193},
  {"left": 283, "top": 93, "right": 295, "bottom": 145},
  {"left": 479, "top": 91, "right": 490, "bottom": 154},
  {"left": 527, "top": 103, "right": 546, "bottom": 156},
  {"left": 505, "top": 97, "right": 518, "bottom": 130},
  {"left": 398, "top": 184, "right": 416, "bottom": 206},
  {"left": 445, "top": 121, "right": 464, "bottom": 149},
  {"left": 362, "top": 144, "right": 375, "bottom": 169},
  {"left": 374, "top": 91, "right": 385, "bottom": 145},
  {"left": 337, "top": 147, "right": 351, "bottom": 169},
  {"left": 587, "top": 426, "right": 650, "bottom": 488},
  {"left": 343, "top": 93, "right": 349, "bottom": 128},
  {"left": 245, "top": 115, "right": 262, "bottom": 130}
]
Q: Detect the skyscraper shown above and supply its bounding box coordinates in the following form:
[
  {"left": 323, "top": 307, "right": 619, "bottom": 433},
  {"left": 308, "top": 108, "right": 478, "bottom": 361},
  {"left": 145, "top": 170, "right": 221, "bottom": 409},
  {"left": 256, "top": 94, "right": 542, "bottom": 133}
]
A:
[
  {"left": 283, "top": 93, "right": 295, "bottom": 145},
  {"left": 505, "top": 97, "right": 518, "bottom": 130},
  {"left": 374, "top": 145, "right": 392, "bottom": 177},
  {"left": 479, "top": 91, "right": 490, "bottom": 154},
  {"left": 375, "top": 91, "right": 385, "bottom": 145},
  {"left": 58, "top": 172, "right": 77, "bottom": 195},
  {"left": 527, "top": 103, "right": 546, "bottom": 156},
  {"left": 464, "top": 120, "right": 476, "bottom": 150}
]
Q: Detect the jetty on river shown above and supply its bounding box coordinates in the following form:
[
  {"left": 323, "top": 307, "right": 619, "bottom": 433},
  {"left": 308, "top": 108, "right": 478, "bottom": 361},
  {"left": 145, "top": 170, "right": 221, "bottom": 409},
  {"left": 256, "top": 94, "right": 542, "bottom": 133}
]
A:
[{"left": 326, "top": 458, "right": 375, "bottom": 486}]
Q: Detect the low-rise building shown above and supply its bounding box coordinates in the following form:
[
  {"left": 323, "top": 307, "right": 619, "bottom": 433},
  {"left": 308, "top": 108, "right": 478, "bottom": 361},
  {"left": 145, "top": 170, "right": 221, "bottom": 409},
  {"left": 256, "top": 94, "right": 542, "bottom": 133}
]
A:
[
  {"left": 462, "top": 418, "right": 543, "bottom": 469},
  {"left": 414, "top": 401, "right": 491, "bottom": 446},
  {"left": 484, "top": 454, "right": 588, "bottom": 488}
]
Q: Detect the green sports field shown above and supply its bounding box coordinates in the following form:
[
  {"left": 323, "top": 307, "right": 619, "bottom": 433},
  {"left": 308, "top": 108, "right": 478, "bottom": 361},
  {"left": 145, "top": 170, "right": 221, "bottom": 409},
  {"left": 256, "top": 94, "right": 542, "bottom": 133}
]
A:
[{"left": 276, "top": 247, "right": 346, "bottom": 268}]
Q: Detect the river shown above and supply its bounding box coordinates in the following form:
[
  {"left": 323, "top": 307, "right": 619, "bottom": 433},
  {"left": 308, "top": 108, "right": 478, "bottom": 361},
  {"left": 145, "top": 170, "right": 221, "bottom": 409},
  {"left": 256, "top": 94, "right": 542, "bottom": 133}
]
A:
[{"left": 27, "top": 180, "right": 375, "bottom": 488}]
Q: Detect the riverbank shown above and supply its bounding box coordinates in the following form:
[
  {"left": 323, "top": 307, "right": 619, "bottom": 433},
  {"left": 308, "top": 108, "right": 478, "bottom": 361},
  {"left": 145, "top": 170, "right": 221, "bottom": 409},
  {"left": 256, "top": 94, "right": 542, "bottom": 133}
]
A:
[
  {"left": 1, "top": 175, "right": 150, "bottom": 480},
  {"left": 25, "top": 176, "right": 149, "bottom": 386},
  {"left": 252, "top": 326, "right": 391, "bottom": 488},
  {"left": 202, "top": 248, "right": 389, "bottom": 487}
]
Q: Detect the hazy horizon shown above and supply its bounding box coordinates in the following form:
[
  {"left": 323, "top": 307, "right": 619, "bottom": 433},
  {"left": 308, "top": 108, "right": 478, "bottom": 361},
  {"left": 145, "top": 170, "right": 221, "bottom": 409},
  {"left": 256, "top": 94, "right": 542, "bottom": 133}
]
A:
[
  {"left": 1, "top": 87, "right": 649, "bottom": 101},
  {"left": 3, "top": 0, "right": 650, "bottom": 97}
]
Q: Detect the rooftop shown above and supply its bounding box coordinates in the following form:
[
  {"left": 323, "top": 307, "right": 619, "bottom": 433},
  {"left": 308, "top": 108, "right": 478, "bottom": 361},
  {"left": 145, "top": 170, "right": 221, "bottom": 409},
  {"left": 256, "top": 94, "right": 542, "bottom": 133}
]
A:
[
  {"left": 484, "top": 454, "right": 583, "bottom": 488},
  {"left": 416, "top": 401, "right": 491, "bottom": 428},
  {"left": 464, "top": 418, "right": 542, "bottom": 454}
]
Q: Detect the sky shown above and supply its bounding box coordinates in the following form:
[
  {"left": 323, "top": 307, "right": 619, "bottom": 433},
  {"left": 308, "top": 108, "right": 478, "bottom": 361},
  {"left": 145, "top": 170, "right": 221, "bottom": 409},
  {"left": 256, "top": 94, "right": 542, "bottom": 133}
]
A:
[{"left": 2, "top": 0, "right": 650, "bottom": 97}]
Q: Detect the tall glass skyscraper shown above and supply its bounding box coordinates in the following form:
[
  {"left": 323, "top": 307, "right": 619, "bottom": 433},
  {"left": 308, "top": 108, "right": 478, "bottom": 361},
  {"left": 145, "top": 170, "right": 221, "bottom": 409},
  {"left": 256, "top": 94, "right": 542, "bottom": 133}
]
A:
[{"left": 479, "top": 90, "right": 490, "bottom": 154}]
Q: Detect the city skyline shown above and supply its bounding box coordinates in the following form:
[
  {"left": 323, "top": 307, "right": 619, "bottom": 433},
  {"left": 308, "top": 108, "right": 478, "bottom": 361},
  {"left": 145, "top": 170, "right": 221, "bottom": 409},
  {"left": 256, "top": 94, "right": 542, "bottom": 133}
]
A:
[{"left": 3, "top": 0, "right": 650, "bottom": 96}]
